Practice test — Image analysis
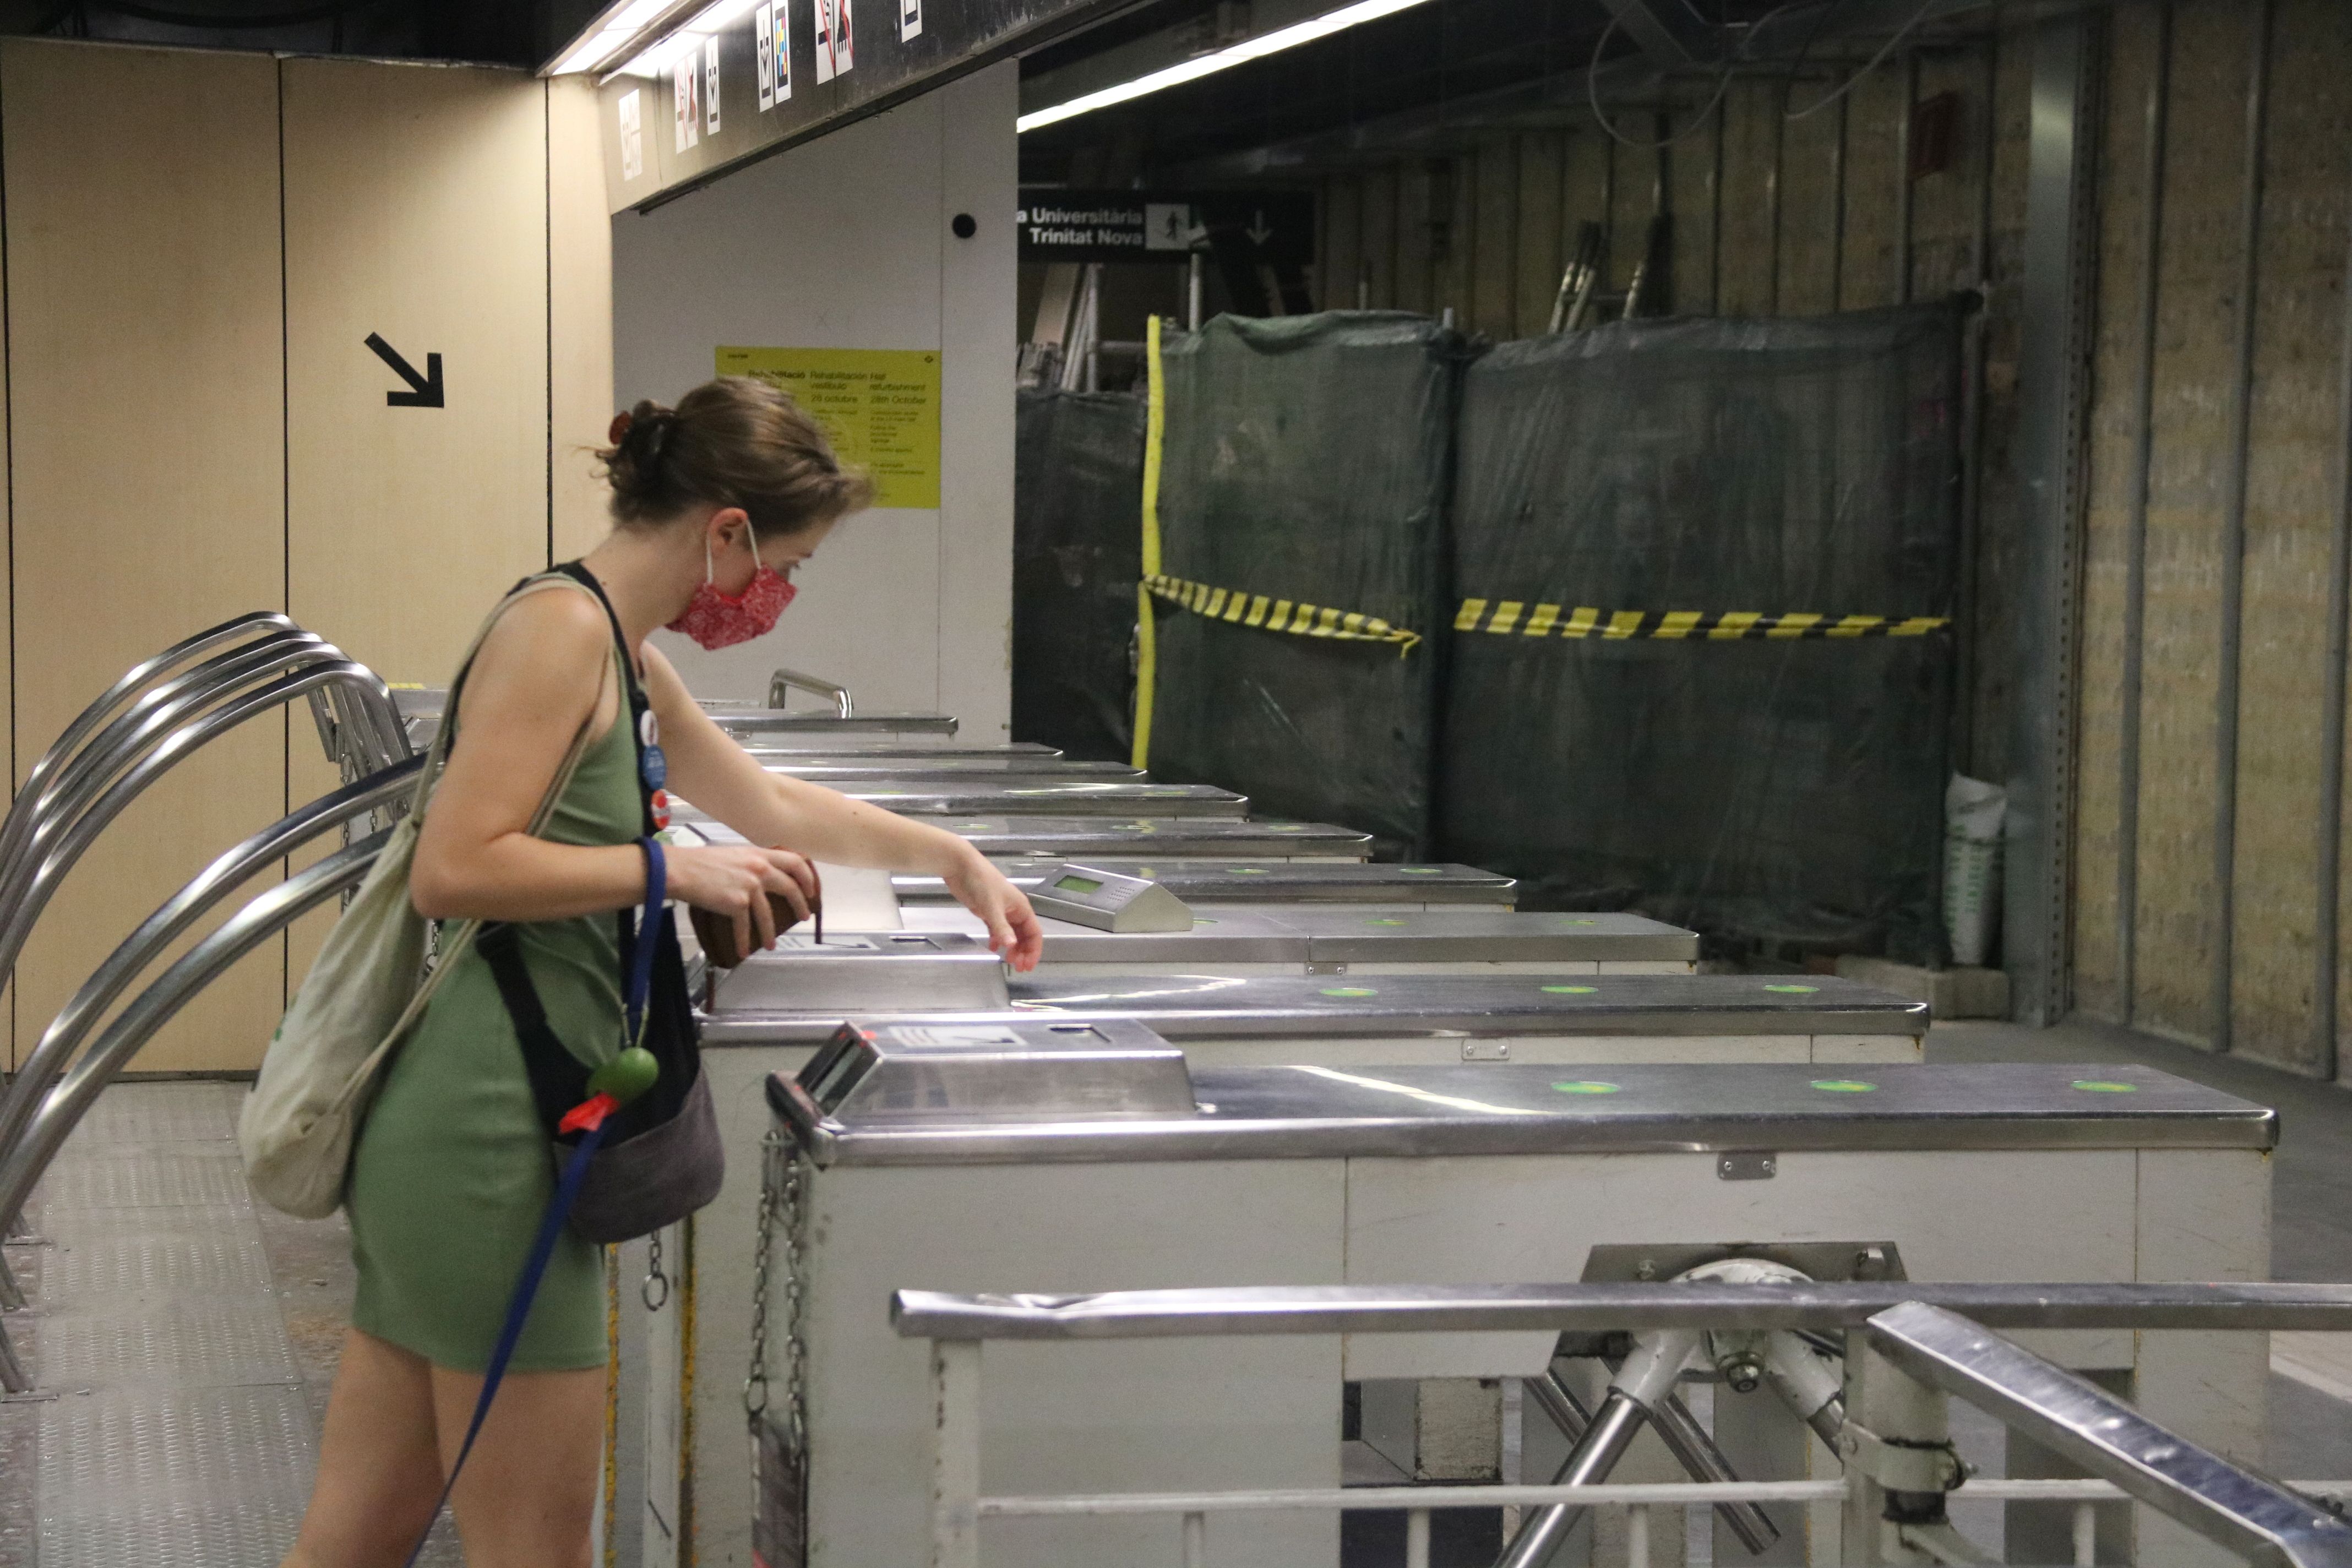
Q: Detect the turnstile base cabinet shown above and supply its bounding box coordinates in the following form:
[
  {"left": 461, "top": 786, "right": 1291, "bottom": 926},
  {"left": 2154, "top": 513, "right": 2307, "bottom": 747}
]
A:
[{"left": 681, "top": 1053, "right": 2266, "bottom": 1568}]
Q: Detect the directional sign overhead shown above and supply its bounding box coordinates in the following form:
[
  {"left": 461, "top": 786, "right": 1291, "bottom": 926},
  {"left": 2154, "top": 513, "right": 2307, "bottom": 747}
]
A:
[{"left": 1017, "top": 189, "right": 1315, "bottom": 265}]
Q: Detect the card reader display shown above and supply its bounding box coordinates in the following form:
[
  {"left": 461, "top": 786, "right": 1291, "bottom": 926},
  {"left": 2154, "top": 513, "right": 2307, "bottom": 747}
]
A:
[{"left": 1028, "top": 863, "right": 1194, "bottom": 933}]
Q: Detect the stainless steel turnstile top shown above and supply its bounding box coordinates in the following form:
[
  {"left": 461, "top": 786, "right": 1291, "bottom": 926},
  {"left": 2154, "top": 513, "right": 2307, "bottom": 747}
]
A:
[
  {"left": 692, "top": 815, "right": 1374, "bottom": 859},
  {"left": 801, "top": 781, "right": 1249, "bottom": 818},
  {"left": 761, "top": 760, "right": 1142, "bottom": 781},
  {"left": 744, "top": 742, "right": 1064, "bottom": 761},
  {"left": 896, "top": 907, "right": 1698, "bottom": 965},
  {"left": 700, "top": 972, "right": 1925, "bottom": 1045},
  {"left": 891, "top": 859, "right": 1518, "bottom": 905},
  {"left": 710, "top": 709, "right": 959, "bottom": 735},
  {"left": 769, "top": 1059, "right": 2277, "bottom": 1166}
]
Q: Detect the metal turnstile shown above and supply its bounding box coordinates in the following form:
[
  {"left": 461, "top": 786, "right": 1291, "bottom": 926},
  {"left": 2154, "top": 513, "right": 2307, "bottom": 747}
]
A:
[
  {"left": 892, "top": 859, "right": 1520, "bottom": 908},
  {"left": 718, "top": 780, "right": 1251, "bottom": 818},
  {"left": 672, "top": 1039, "right": 2275, "bottom": 1568},
  {"left": 683, "top": 814, "right": 1374, "bottom": 862},
  {"left": 697, "top": 970, "right": 1925, "bottom": 1069},
  {"left": 758, "top": 759, "right": 1142, "bottom": 781},
  {"left": 897, "top": 906, "right": 1696, "bottom": 976}
]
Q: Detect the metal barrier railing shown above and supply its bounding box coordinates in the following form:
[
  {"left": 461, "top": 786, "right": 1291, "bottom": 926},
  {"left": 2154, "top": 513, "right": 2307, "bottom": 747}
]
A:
[
  {"left": 891, "top": 1281, "right": 2352, "bottom": 1568},
  {"left": 0, "top": 616, "right": 405, "bottom": 1335},
  {"left": 0, "top": 788, "right": 400, "bottom": 1392}
]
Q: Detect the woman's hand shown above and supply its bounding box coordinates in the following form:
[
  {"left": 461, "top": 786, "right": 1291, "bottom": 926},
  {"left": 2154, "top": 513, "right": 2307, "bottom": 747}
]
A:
[
  {"left": 666, "top": 843, "right": 820, "bottom": 957},
  {"left": 943, "top": 849, "right": 1044, "bottom": 972}
]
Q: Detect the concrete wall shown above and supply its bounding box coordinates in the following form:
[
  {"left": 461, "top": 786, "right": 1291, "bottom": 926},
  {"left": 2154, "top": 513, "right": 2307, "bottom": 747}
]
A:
[
  {"left": 2070, "top": 0, "right": 2352, "bottom": 1079},
  {"left": 610, "top": 63, "right": 1018, "bottom": 742}
]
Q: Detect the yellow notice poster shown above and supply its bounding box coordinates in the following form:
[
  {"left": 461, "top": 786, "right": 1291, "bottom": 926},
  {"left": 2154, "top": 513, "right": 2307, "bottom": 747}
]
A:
[{"left": 715, "top": 346, "right": 942, "bottom": 509}]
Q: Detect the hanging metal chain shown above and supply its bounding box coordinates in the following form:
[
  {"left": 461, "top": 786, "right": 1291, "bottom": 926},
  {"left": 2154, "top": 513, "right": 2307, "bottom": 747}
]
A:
[
  {"left": 747, "top": 1129, "right": 809, "bottom": 1450},
  {"left": 644, "top": 1226, "right": 671, "bottom": 1311}
]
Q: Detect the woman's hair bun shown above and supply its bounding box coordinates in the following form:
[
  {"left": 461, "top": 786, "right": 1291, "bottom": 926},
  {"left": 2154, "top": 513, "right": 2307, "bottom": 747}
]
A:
[{"left": 597, "top": 378, "right": 874, "bottom": 539}]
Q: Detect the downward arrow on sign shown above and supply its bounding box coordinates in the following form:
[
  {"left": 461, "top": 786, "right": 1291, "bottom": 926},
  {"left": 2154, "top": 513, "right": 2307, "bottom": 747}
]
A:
[
  {"left": 364, "top": 333, "right": 444, "bottom": 408},
  {"left": 1246, "top": 209, "right": 1274, "bottom": 246}
]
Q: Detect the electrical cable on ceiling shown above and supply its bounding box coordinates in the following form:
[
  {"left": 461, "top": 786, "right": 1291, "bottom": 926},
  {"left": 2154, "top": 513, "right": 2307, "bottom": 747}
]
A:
[
  {"left": 1583, "top": 0, "right": 1806, "bottom": 150},
  {"left": 1784, "top": 0, "right": 1942, "bottom": 118}
]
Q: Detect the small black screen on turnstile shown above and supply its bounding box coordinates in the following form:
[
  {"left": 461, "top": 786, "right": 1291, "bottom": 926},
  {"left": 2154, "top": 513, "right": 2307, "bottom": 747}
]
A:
[{"left": 1054, "top": 875, "right": 1104, "bottom": 894}]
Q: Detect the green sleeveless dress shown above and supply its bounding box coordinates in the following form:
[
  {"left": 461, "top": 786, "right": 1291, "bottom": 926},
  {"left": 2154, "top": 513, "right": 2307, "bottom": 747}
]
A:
[{"left": 345, "top": 669, "right": 641, "bottom": 1373}]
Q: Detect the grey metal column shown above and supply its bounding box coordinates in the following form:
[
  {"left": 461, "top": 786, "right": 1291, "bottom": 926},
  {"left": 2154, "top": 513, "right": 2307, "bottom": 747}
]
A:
[{"left": 2004, "top": 12, "right": 2106, "bottom": 1025}]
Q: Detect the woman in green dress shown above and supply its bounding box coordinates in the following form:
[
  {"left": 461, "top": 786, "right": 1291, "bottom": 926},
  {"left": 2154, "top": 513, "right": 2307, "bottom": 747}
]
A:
[{"left": 282, "top": 378, "right": 1043, "bottom": 1568}]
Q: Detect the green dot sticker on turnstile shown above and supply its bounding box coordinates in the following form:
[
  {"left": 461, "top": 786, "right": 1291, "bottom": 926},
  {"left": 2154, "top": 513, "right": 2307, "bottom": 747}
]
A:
[
  {"left": 1193, "top": 918, "right": 1219, "bottom": 927},
  {"left": 1811, "top": 1079, "right": 1878, "bottom": 1093},
  {"left": 1567, "top": 919, "right": 1598, "bottom": 925},
  {"left": 1229, "top": 867, "right": 1269, "bottom": 875},
  {"left": 1552, "top": 1081, "right": 1623, "bottom": 1095},
  {"left": 1366, "top": 918, "right": 1408, "bottom": 926},
  {"left": 1320, "top": 987, "right": 1378, "bottom": 998},
  {"left": 1542, "top": 985, "right": 1598, "bottom": 994},
  {"left": 1401, "top": 867, "right": 1439, "bottom": 875},
  {"left": 1764, "top": 984, "right": 1820, "bottom": 994},
  {"left": 2073, "top": 1080, "right": 2138, "bottom": 1093}
]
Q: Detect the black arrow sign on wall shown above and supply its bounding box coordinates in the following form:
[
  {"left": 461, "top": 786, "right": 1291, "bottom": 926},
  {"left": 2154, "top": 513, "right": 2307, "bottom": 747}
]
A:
[{"left": 364, "top": 333, "right": 444, "bottom": 408}]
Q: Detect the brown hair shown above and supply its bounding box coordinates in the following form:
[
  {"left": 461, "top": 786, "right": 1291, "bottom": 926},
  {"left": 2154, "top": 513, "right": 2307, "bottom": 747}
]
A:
[{"left": 598, "top": 376, "right": 875, "bottom": 538}]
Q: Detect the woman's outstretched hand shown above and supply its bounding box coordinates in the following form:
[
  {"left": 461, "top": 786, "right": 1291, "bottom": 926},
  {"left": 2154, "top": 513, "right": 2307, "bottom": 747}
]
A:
[
  {"left": 944, "top": 849, "right": 1044, "bottom": 972},
  {"left": 667, "top": 843, "right": 820, "bottom": 957}
]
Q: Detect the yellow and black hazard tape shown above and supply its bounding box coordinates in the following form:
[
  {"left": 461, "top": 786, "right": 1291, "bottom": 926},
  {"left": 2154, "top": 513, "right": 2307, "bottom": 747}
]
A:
[
  {"left": 1453, "top": 600, "right": 1950, "bottom": 640},
  {"left": 1147, "top": 573, "right": 1423, "bottom": 652}
]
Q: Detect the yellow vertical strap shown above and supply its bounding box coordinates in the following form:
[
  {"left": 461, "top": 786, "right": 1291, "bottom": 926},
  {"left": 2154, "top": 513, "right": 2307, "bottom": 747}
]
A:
[
  {"left": 1133, "top": 316, "right": 1166, "bottom": 770},
  {"left": 1455, "top": 598, "right": 1489, "bottom": 631},
  {"left": 1564, "top": 607, "right": 1599, "bottom": 638},
  {"left": 1524, "top": 603, "right": 1560, "bottom": 636}
]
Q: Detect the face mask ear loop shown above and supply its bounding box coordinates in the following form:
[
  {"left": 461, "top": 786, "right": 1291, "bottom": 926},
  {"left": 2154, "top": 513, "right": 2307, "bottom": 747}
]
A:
[
  {"left": 742, "top": 516, "right": 763, "bottom": 574},
  {"left": 701, "top": 526, "right": 716, "bottom": 585}
]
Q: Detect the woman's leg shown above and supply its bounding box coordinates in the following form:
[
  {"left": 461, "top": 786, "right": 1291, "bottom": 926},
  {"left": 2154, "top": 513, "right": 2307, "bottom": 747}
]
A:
[
  {"left": 281, "top": 1329, "right": 447, "bottom": 1568},
  {"left": 433, "top": 1361, "right": 606, "bottom": 1568}
]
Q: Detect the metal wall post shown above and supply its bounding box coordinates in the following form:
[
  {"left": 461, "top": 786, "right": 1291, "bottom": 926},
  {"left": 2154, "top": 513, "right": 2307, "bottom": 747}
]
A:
[
  {"left": 2117, "top": 3, "right": 2171, "bottom": 1031},
  {"left": 2210, "top": 0, "right": 2274, "bottom": 1054},
  {"left": 2005, "top": 12, "right": 2106, "bottom": 1025},
  {"left": 1187, "top": 252, "right": 1204, "bottom": 330},
  {"left": 2322, "top": 60, "right": 2352, "bottom": 1084},
  {"left": 930, "top": 1339, "right": 983, "bottom": 1568}
]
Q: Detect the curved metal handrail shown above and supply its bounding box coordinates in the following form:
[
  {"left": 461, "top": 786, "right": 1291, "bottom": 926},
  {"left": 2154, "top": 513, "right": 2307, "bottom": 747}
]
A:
[
  {"left": 9, "top": 611, "right": 297, "bottom": 823},
  {"left": 0, "top": 826, "right": 389, "bottom": 1394},
  {"left": 0, "top": 755, "right": 425, "bottom": 1205},
  {"left": 0, "top": 626, "right": 325, "bottom": 891},
  {"left": 769, "top": 667, "right": 856, "bottom": 719},
  {"left": 0, "top": 662, "right": 391, "bottom": 1013}
]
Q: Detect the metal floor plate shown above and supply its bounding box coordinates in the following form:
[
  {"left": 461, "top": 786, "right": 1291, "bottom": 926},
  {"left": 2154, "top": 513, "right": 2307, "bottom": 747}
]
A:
[{"left": 9, "top": 1083, "right": 319, "bottom": 1567}]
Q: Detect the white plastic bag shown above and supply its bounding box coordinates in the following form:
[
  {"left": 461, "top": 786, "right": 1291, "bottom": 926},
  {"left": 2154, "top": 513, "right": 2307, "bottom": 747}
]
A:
[{"left": 1942, "top": 774, "right": 2006, "bottom": 967}]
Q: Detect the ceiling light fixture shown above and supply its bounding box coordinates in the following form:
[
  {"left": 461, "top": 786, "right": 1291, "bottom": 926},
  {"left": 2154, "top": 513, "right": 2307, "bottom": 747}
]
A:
[
  {"left": 616, "top": 0, "right": 763, "bottom": 76},
  {"left": 551, "top": 0, "right": 673, "bottom": 76},
  {"left": 1017, "top": 0, "right": 1438, "bottom": 133}
]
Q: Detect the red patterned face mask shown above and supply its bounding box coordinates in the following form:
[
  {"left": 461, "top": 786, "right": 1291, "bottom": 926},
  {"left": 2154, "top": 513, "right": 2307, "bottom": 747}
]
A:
[{"left": 666, "top": 521, "right": 797, "bottom": 650}]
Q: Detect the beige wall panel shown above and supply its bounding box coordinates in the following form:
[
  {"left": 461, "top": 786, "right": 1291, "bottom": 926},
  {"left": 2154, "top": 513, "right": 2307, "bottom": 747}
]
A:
[
  {"left": 1360, "top": 165, "right": 1400, "bottom": 311},
  {"left": 284, "top": 57, "right": 552, "bottom": 701},
  {"left": 1775, "top": 96, "right": 1842, "bottom": 317},
  {"left": 552, "top": 75, "right": 619, "bottom": 562},
  {"left": 1513, "top": 132, "right": 1564, "bottom": 337},
  {"left": 282, "top": 58, "right": 555, "bottom": 992},
  {"left": 1717, "top": 80, "right": 1779, "bottom": 316},
  {"left": 2133, "top": 0, "right": 2256, "bottom": 1046},
  {"left": 2228, "top": 0, "right": 2350, "bottom": 1073},
  {"left": 1669, "top": 108, "right": 1722, "bottom": 314},
  {"left": 1837, "top": 65, "right": 1908, "bottom": 312},
  {"left": 1470, "top": 135, "right": 1517, "bottom": 339},
  {"left": 3, "top": 40, "right": 288, "bottom": 1074},
  {"left": 2071, "top": 10, "right": 2169, "bottom": 1024}
]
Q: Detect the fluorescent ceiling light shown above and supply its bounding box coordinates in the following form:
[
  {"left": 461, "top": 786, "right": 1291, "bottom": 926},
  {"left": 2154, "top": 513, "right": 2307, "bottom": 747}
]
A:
[
  {"left": 551, "top": 0, "right": 671, "bottom": 74},
  {"left": 1017, "top": 0, "right": 1438, "bottom": 133},
  {"left": 607, "top": 0, "right": 763, "bottom": 79}
]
